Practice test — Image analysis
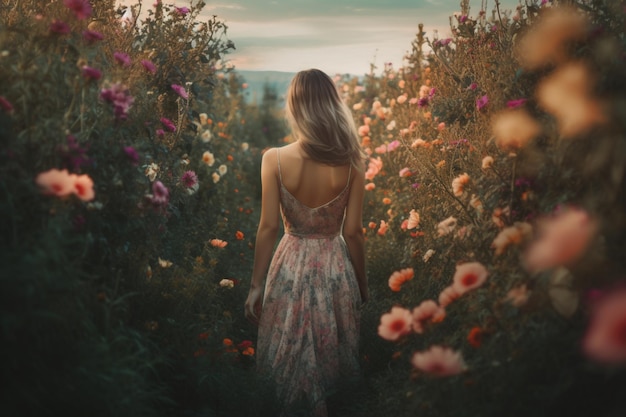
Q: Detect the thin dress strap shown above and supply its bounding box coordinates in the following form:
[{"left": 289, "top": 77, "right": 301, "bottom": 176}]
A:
[{"left": 276, "top": 148, "right": 283, "bottom": 185}]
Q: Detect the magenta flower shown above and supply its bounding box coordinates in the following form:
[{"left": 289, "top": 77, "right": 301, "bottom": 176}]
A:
[
  {"left": 81, "top": 66, "right": 102, "bottom": 80},
  {"left": 418, "top": 97, "right": 429, "bottom": 107},
  {"left": 82, "top": 30, "right": 104, "bottom": 43},
  {"left": 63, "top": 0, "right": 92, "bottom": 20},
  {"left": 123, "top": 146, "right": 139, "bottom": 165},
  {"left": 49, "top": 20, "right": 70, "bottom": 35},
  {"left": 156, "top": 129, "right": 165, "bottom": 137},
  {"left": 160, "top": 117, "right": 176, "bottom": 132},
  {"left": 141, "top": 59, "right": 157, "bottom": 74},
  {"left": 100, "top": 83, "right": 135, "bottom": 120},
  {"left": 0, "top": 96, "right": 14, "bottom": 114},
  {"left": 181, "top": 170, "right": 198, "bottom": 188},
  {"left": 175, "top": 6, "right": 190, "bottom": 15},
  {"left": 507, "top": 98, "right": 527, "bottom": 108},
  {"left": 476, "top": 95, "right": 489, "bottom": 111},
  {"left": 150, "top": 181, "right": 169, "bottom": 206},
  {"left": 171, "top": 84, "right": 189, "bottom": 100},
  {"left": 113, "top": 52, "right": 131, "bottom": 67},
  {"left": 387, "top": 140, "right": 400, "bottom": 152},
  {"left": 459, "top": 15, "right": 468, "bottom": 23},
  {"left": 467, "top": 83, "right": 477, "bottom": 91},
  {"left": 59, "top": 135, "right": 91, "bottom": 170}
]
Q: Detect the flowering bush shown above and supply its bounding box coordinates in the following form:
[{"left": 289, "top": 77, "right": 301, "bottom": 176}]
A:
[{"left": 335, "top": 0, "right": 626, "bottom": 415}]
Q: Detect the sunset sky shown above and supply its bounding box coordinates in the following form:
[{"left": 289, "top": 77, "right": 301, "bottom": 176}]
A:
[{"left": 118, "top": 0, "right": 520, "bottom": 75}]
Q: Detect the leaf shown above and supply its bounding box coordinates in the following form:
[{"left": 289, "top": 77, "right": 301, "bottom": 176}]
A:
[{"left": 548, "top": 267, "right": 579, "bottom": 318}]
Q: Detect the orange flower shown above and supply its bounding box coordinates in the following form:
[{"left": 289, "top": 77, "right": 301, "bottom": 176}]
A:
[
  {"left": 364, "top": 182, "right": 375, "bottom": 191},
  {"left": 382, "top": 197, "right": 392, "bottom": 205},
  {"left": 388, "top": 267, "right": 414, "bottom": 292},
  {"left": 451, "top": 173, "right": 470, "bottom": 197},
  {"left": 227, "top": 154, "right": 234, "bottom": 161},
  {"left": 198, "top": 332, "right": 210, "bottom": 340},
  {"left": 377, "top": 220, "right": 388, "bottom": 236},
  {"left": 242, "top": 347, "right": 255, "bottom": 356},
  {"left": 210, "top": 239, "right": 228, "bottom": 248},
  {"left": 505, "top": 284, "right": 531, "bottom": 307},
  {"left": 452, "top": 262, "right": 489, "bottom": 295},
  {"left": 407, "top": 209, "right": 420, "bottom": 230},
  {"left": 467, "top": 327, "right": 483, "bottom": 348},
  {"left": 378, "top": 306, "right": 413, "bottom": 341},
  {"left": 492, "top": 109, "right": 541, "bottom": 149},
  {"left": 368, "top": 221, "right": 377, "bottom": 229},
  {"left": 492, "top": 222, "right": 532, "bottom": 255},
  {"left": 235, "top": 231, "right": 244, "bottom": 240}
]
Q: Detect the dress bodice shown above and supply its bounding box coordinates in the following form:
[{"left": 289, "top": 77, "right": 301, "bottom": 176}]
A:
[{"left": 277, "top": 150, "right": 351, "bottom": 239}]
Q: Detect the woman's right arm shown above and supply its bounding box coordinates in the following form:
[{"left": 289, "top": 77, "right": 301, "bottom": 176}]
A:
[
  {"left": 343, "top": 165, "right": 368, "bottom": 303},
  {"left": 245, "top": 148, "right": 281, "bottom": 325}
]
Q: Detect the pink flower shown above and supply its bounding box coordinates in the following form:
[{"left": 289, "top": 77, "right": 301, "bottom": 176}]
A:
[
  {"left": 451, "top": 173, "right": 470, "bottom": 196},
  {"left": 378, "top": 306, "right": 413, "bottom": 341},
  {"left": 72, "top": 174, "right": 95, "bottom": 201},
  {"left": 412, "top": 300, "right": 446, "bottom": 333},
  {"left": 81, "top": 66, "right": 101, "bottom": 80},
  {"left": 476, "top": 95, "right": 489, "bottom": 111},
  {"left": 407, "top": 209, "right": 420, "bottom": 230},
  {"left": 358, "top": 125, "right": 370, "bottom": 136},
  {"left": 438, "top": 285, "right": 461, "bottom": 307},
  {"left": 583, "top": 289, "right": 626, "bottom": 364},
  {"left": 374, "top": 144, "right": 387, "bottom": 154},
  {"left": 388, "top": 268, "right": 414, "bottom": 292},
  {"left": 100, "top": 83, "right": 134, "bottom": 120},
  {"left": 35, "top": 169, "right": 75, "bottom": 197},
  {"left": 113, "top": 52, "right": 131, "bottom": 67},
  {"left": 123, "top": 146, "right": 139, "bottom": 165},
  {"left": 387, "top": 140, "right": 400, "bottom": 152},
  {"left": 181, "top": 170, "right": 198, "bottom": 188},
  {"left": 141, "top": 59, "right": 157, "bottom": 74},
  {"left": 507, "top": 98, "right": 527, "bottom": 108},
  {"left": 160, "top": 117, "right": 176, "bottom": 132},
  {"left": 49, "top": 20, "right": 70, "bottom": 35},
  {"left": 64, "top": 0, "right": 92, "bottom": 20},
  {"left": 523, "top": 207, "right": 597, "bottom": 273},
  {"left": 452, "top": 262, "right": 488, "bottom": 295},
  {"left": 364, "top": 182, "right": 375, "bottom": 191},
  {"left": 171, "top": 84, "right": 189, "bottom": 99},
  {"left": 399, "top": 167, "right": 412, "bottom": 177},
  {"left": 0, "top": 96, "right": 14, "bottom": 114},
  {"left": 175, "top": 6, "right": 190, "bottom": 15},
  {"left": 364, "top": 157, "right": 382, "bottom": 181},
  {"left": 82, "top": 30, "right": 104, "bottom": 43},
  {"left": 411, "top": 346, "right": 467, "bottom": 377},
  {"left": 150, "top": 181, "right": 169, "bottom": 206}
]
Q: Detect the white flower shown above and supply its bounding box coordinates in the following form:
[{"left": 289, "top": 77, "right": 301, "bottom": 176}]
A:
[
  {"left": 218, "top": 164, "right": 228, "bottom": 175},
  {"left": 219, "top": 279, "right": 234, "bottom": 288},
  {"left": 423, "top": 249, "right": 435, "bottom": 263},
  {"left": 241, "top": 142, "right": 249, "bottom": 151},
  {"left": 201, "top": 130, "right": 212, "bottom": 143},
  {"left": 144, "top": 163, "right": 159, "bottom": 182}
]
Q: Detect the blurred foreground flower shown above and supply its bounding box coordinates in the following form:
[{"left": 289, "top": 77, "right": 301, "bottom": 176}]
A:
[
  {"left": 411, "top": 346, "right": 467, "bottom": 377},
  {"left": 492, "top": 109, "right": 541, "bottom": 149},
  {"left": 523, "top": 207, "right": 597, "bottom": 273},
  {"left": 35, "top": 169, "right": 94, "bottom": 201},
  {"left": 517, "top": 5, "right": 588, "bottom": 69},
  {"left": 64, "top": 0, "right": 92, "bottom": 20},
  {"left": 583, "top": 289, "right": 626, "bottom": 364},
  {"left": 536, "top": 62, "right": 606, "bottom": 137},
  {"left": 378, "top": 306, "right": 413, "bottom": 341}
]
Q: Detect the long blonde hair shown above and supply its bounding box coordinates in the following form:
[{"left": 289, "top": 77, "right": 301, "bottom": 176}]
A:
[{"left": 285, "top": 69, "right": 367, "bottom": 169}]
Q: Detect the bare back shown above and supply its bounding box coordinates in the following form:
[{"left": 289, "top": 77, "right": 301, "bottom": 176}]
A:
[{"left": 277, "top": 142, "right": 352, "bottom": 209}]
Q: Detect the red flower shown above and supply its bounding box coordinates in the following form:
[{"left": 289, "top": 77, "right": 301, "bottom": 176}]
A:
[
  {"left": 63, "top": 0, "right": 92, "bottom": 20},
  {"left": 235, "top": 230, "right": 244, "bottom": 240},
  {"left": 467, "top": 327, "right": 483, "bottom": 348}
]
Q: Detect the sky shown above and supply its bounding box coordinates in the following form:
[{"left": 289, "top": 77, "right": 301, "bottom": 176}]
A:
[{"left": 118, "top": 0, "right": 521, "bottom": 76}]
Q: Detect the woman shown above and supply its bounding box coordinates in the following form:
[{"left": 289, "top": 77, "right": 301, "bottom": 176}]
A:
[{"left": 244, "top": 69, "right": 368, "bottom": 416}]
